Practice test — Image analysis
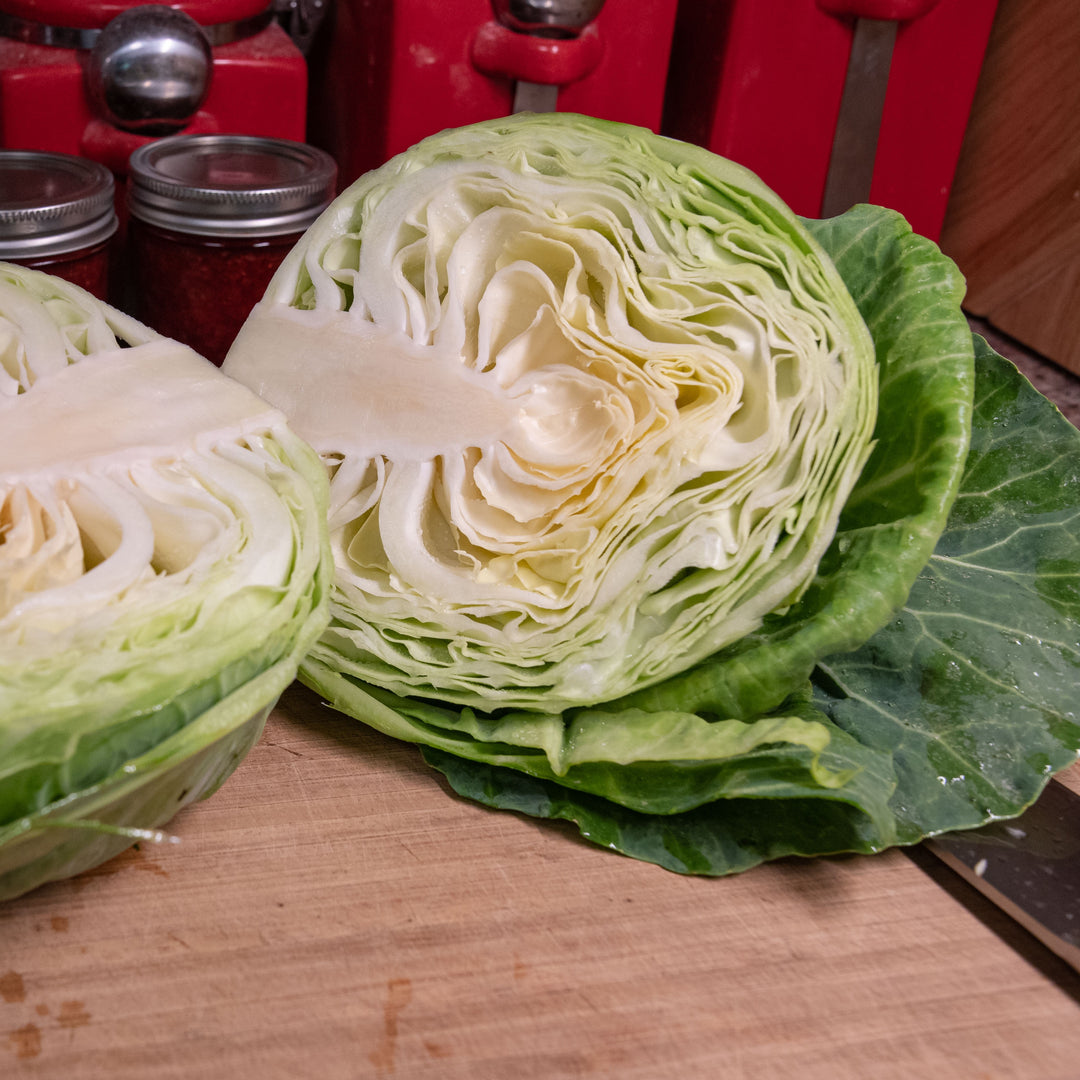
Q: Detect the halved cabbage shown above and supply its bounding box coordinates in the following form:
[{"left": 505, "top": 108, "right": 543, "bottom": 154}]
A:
[
  {"left": 225, "top": 113, "right": 878, "bottom": 711},
  {"left": 0, "top": 263, "right": 330, "bottom": 900}
]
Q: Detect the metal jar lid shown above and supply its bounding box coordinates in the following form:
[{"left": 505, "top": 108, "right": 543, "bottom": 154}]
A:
[
  {"left": 0, "top": 151, "right": 117, "bottom": 259},
  {"left": 127, "top": 134, "right": 338, "bottom": 239}
]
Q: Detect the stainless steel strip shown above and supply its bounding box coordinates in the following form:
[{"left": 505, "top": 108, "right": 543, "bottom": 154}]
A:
[
  {"left": 512, "top": 80, "right": 559, "bottom": 114},
  {"left": 820, "top": 16, "right": 898, "bottom": 218}
]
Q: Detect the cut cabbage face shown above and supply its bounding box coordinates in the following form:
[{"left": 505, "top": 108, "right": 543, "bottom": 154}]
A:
[
  {"left": 0, "top": 263, "right": 330, "bottom": 900},
  {"left": 226, "top": 113, "right": 877, "bottom": 710}
]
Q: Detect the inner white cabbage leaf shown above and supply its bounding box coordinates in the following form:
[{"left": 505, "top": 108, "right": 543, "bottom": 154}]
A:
[{"left": 226, "top": 114, "right": 877, "bottom": 710}]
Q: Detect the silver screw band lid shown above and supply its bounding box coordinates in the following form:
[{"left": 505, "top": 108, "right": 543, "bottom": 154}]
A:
[
  {"left": 0, "top": 151, "right": 117, "bottom": 258},
  {"left": 127, "top": 134, "right": 338, "bottom": 238}
]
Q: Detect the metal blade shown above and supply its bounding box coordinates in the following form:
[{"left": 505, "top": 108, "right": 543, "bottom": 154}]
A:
[
  {"left": 512, "top": 80, "right": 559, "bottom": 113},
  {"left": 925, "top": 779, "right": 1080, "bottom": 972},
  {"left": 820, "top": 16, "right": 898, "bottom": 217}
]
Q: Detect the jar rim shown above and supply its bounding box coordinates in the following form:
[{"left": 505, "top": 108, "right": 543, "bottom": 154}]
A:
[
  {"left": 0, "top": 151, "right": 118, "bottom": 258},
  {"left": 127, "top": 134, "right": 338, "bottom": 238}
]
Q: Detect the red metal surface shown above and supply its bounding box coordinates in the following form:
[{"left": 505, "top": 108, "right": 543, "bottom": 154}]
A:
[
  {"left": 663, "top": 0, "right": 852, "bottom": 222},
  {"left": 470, "top": 21, "right": 603, "bottom": 87},
  {"left": 0, "top": 25, "right": 306, "bottom": 175},
  {"left": 868, "top": 0, "right": 997, "bottom": 239},
  {"left": 662, "top": 0, "right": 998, "bottom": 239},
  {"left": 307, "top": 0, "right": 679, "bottom": 191},
  {"left": 0, "top": 0, "right": 269, "bottom": 30},
  {"left": 817, "top": 0, "right": 941, "bottom": 18}
]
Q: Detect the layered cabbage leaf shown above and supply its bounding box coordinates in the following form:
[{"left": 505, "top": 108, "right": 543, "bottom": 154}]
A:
[{"left": 226, "top": 113, "right": 880, "bottom": 713}]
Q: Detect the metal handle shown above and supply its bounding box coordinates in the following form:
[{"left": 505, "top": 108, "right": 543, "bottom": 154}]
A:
[{"left": 491, "top": 0, "right": 606, "bottom": 37}]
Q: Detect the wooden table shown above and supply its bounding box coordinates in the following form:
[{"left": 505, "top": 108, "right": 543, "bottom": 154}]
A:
[{"left": 2, "top": 680, "right": 1079, "bottom": 1080}]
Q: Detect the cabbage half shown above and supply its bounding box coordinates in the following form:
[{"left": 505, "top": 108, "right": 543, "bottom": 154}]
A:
[
  {"left": 0, "top": 264, "right": 331, "bottom": 900},
  {"left": 225, "top": 115, "right": 1075, "bottom": 874},
  {"left": 226, "top": 112, "right": 879, "bottom": 712}
]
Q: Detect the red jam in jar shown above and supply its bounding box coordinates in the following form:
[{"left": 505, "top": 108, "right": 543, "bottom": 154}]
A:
[
  {"left": 0, "top": 151, "right": 117, "bottom": 300},
  {"left": 127, "top": 135, "right": 337, "bottom": 365}
]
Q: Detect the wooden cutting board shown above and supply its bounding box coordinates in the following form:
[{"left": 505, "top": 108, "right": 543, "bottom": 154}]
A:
[{"left": 2, "top": 681, "right": 1078, "bottom": 1080}]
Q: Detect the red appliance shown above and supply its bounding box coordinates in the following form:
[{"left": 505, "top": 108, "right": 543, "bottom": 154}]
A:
[
  {"left": 0, "top": 0, "right": 307, "bottom": 177},
  {"left": 662, "top": 0, "right": 999, "bottom": 240},
  {"left": 307, "top": 0, "right": 680, "bottom": 190}
]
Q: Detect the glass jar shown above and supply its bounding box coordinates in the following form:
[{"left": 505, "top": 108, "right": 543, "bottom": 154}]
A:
[
  {"left": 0, "top": 151, "right": 117, "bottom": 299},
  {"left": 127, "top": 134, "right": 337, "bottom": 365}
]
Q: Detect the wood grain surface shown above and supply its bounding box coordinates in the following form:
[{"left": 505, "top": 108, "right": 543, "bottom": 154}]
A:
[{"left": 2, "top": 681, "right": 1079, "bottom": 1080}]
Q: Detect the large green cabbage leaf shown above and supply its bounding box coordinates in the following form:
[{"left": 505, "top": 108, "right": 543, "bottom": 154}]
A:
[{"left": 0, "top": 264, "right": 331, "bottom": 900}]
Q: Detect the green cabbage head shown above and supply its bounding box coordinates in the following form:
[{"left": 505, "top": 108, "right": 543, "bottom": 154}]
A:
[
  {"left": 222, "top": 115, "right": 1080, "bottom": 878},
  {"left": 225, "top": 113, "right": 878, "bottom": 711}
]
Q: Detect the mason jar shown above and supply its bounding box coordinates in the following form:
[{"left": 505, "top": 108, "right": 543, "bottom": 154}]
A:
[
  {"left": 0, "top": 151, "right": 117, "bottom": 299},
  {"left": 127, "top": 134, "right": 337, "bottom": 364}
]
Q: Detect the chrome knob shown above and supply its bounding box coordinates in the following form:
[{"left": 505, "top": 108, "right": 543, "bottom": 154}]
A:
[{"left": 86, "top": 5, "right": 213, "bottom": 135}]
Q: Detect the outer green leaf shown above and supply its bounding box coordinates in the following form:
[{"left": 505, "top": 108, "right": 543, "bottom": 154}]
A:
[
  {"left": 815, "top": 335, "right": 1080, "bottom": 840},
  {"left": 0, "top": 637, "right": 312, "bottom": 901},
  {"left": 301, "top": 667, "right": 897, "bottom": 823},
  {"left": 422, "top": 743, "right": 892, "bottom": 876}
]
